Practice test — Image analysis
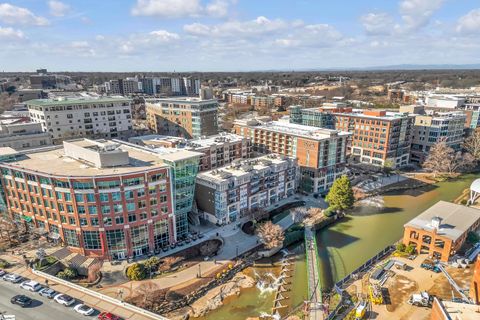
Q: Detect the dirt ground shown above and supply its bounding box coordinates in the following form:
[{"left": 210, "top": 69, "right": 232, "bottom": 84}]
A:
[
  {"left": 343, "top": 254, "right": 475, "bottom": 320},
  {"left": 385, "top": 274, "right": 418, "bottom": 312},
  {"left": 428, "top": 267, "right": 473, "bottom": 300}
]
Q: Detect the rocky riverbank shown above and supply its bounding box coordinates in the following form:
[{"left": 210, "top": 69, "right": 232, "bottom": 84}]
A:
[{"left": 165, "top": 272, "right": 256, "bottom": 319}]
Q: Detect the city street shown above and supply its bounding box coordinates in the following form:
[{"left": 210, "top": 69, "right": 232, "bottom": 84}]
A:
[{"left": 0, "top": 280, "right": 96, "bottom": 320}]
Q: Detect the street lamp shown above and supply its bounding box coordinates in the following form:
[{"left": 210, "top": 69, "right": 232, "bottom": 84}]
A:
[
  {"left": 198, "top": 264, "right": 202, "bottom": 278},
  {"left": 236, "top": 245, "right": 239, "bottom": 259}
]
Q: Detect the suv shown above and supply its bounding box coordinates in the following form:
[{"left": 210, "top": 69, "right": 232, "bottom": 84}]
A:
[
  {"left": 54, "top": 294, "right": 75, "bottom": 306},
  {"left": 3, "top": 274, "right": 23, "bottom": 283},
  {"left": 20, "top": 280, "right": 42, "bottom": 292},
  {"left": 38, "top": 287, "right": 57, "bottom": 299}
]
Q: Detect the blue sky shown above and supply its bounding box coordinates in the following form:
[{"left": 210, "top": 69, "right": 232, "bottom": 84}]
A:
[{"left": 1, "top": 0, "right": 480, "bottom": 71}]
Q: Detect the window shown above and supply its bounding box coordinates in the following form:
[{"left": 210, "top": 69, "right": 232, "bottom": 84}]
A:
[
  {"left": 137, "top": 189, "right": 145, "bottom": 197},
  {"left": 83, "top": 231, "right": 101, "bottom": 250},
  {"left": 78, "top": 205, "right": 86, "bottom": 214},
  {"left": 101, "top": 205, "right": 111, "bottom": 214},
  {"left": 56, "top": 192, "right": 63, "bottom": 200},
  {"left": 63, "top": 229, "right": 79, "bottom": 247},
  {"left": 90, "top": 217, "right": 99, "bottom": 226},
  {"left": 75, "top": 194, "right": 84, "bottom": 202},
  {"left": 100, "top": 194, "right": 109, "bottom": 202},
  {"left": 69, "top": 217, "right": 76, "bottom": 225},
  {"left": 140, "top": 212, "right": 147, "bottom": 220},
  {"left": 73, "top": 182, "right": 94, "bottom": 190},
  {"left": 86, "top": 194, "right": 95, "bottom": 202},
  {"left": 137, "top": 200, "right": 146, "bottom": 208},
  {"left": 125, "top": 191, "right": 134, "bottom": 199},
  {"left": 123, "top": 177, "right": 144, "bottom": 186},
  {"left": 111, "top": 192, "right": 121, "bottom": 201},
  {"left": 115, "top": 216, "right": 124, "bottom": 225},
  {"left": 106, "top": 229, "right": 126, "bottom": 252},
  {"left": 160, "top": 195, "right": 167, "bottom": 203},
  {"left": 153, "top": 220, "right": 169, "bottom": 249},
  {"left": 103, "top": 217, "right": 112, "bottom": 226},
  {"left": 97, "top": 180, "right": 120, "bottom": 189},
  {"left": 126, "top": 202, "right": 135, "bottom": 212},
  {"left": 80, "top": 218, "right": 88, "bottom": 226},
  {"left": 128, "top": 213, "right": 136, "bottom": 223},
  {"left": 88, "top": 205, "right": 97, "bottom": 215},
  {"left": 67, "top": 205, "right": 74, "bottom": 213},
  {"left": 114, "top": 204, "right": 123, "bottom": 213}
]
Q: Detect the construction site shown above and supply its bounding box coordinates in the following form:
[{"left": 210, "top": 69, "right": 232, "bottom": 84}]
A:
[{"left": 343, "top": 252, "right": 478, "bottom": 319}]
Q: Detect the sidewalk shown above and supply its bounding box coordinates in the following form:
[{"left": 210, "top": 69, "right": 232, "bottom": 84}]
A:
[{"left": 98, "top": 212, "right": 296, "bottom": 296}]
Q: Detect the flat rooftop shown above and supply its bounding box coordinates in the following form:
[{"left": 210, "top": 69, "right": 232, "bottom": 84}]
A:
[
  {"left": 197, "top": 154, "right": 293, "bottom": 183},
  {"left": 235, "top": 119, "right": 350, "bottom": 141},
  {"left": 404, "top": 201, "right": 480, "bottom": 241},
  {"left": 148, "top": 97, "right": 217, "bottom": 104},
  {"left": 26, "top": 96, "right": 131, "bottom": 106},
  {"left": 435, "top": 299, "right": 480, "bottom": 320},
  {"left": 131, "top": 133, "right": 246, "bottom": 150},
  {"left": 1, "top": 139, "right": 200, "bottom": 177}
]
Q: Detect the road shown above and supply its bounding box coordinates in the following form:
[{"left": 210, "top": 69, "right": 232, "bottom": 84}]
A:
[{"left": 0, "top": 280, "right": 97, "bottom": 320}]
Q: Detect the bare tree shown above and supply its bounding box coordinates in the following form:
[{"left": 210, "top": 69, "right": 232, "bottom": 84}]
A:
[
  {"left": 256, "top": 221, "right": 285, "bottom": 249},
  {"left": 247, "top": 208, "right": 269, "bottom": 223},
  {"left": 423, "top": 140, "right": 474, "bottom": 176},
  {"left": 199, "top": 241, "right": 220, "bottom": 257},
  {"left": 464, "top": 130, "right": 480, "bottom": 161},
  {"left": 136, "top": 282, "right": 159, "bottom": 309},
  {"left": 292, "top": 207, "right": 308, "bottom": 223}
]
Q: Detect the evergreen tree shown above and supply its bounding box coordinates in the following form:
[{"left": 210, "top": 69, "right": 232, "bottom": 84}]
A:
[{"left": 325, "top": 175, "right": 354, "bottom": 212}]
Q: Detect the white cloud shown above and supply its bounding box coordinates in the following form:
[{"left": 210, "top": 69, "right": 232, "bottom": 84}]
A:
[
  {"left": 206, "top": 0, "right": 233, "bottom": 17},
  {"left": 0, "top": 3, "right": 49, "bottom": 26},
  {"left": 0, "top": 25, "right": 24, "bottom": 39},
  {"left": 184, "top": 16, "right": 289, "bottom": 38},
  {"left": 361, "top": 12, "right": 394, "bottom": 35},
  {"left": 131, "top": 0, "right": 234, "bottom": 18},
  {"left": 399, "top": 0, "right": 444, "bottom": 31},
  {"left": 149, "top": 30, "right": 180, "bottom": 41},
  {"left": 131, "top": 0, "right": 202, "bottom": 18},
  {"left": 274, "top": 24, "right": 343, "bottom": 48},
  {"left": 48, "top": 0, "right": 70, "bottom": 17},
  {"left": 456, "top": 8, "right": 480, "bottom": 34}
]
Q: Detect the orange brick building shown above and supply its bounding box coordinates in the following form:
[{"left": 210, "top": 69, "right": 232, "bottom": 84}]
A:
[
  {"left": 470, "top": 256, "right": 480, "bottom": 304},
  {"left": 403, "top": 201, "right": 480, "bottom": 262}
]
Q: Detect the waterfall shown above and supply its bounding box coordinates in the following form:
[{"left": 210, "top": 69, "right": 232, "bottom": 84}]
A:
[{"left": 254, "top": 271, "right": 285, "bottom": 295}]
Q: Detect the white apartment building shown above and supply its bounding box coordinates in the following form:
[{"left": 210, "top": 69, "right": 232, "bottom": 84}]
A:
[
  {"left": 27, "top": 97, "right": 133, "bottom": 141},
  {"left": 0, "top": 122, "right": 52, "bottom": 149},
  {"left": 195, "top": 154, "right": 299, "bottom": 225},
  {"left": 411, "top": 112, "right": 466, "bottom": 163}
]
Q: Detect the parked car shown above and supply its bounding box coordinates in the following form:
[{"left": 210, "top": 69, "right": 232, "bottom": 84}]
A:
[
  {"left": 20, "top": 280, "right": 42, "bottom": 292},
  {"left": 38, "top": 287, "right": 57, "bottom": 299},
  {"left": 97, "top": 312, "right": 123, "bottom": 320},
  {"left": 54, "top": 294, "right": 76, "bottom": 306},
  {"left": 3, "top": 274, "right": 23, "bottom": 283},
  {"left": 0, "top": 269, "right": 7, "bottom": 277},
  {"left": 10, "top": 294, "right": 32, "bottom": 307},
  {"left": 74, "top": 304, "right": 95, "bottom": 316}
]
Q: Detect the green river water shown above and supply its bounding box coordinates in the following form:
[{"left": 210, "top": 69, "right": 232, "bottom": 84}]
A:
[{"left": 203, "top": 174, "right": 478, "bottom": 320}]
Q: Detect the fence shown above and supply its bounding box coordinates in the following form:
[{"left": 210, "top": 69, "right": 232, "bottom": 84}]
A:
[
  {"left": 325, "top": 244, "right": 395, "bottom": 320},
  {"left": 31, "top": 269, "right": 169, "bottom": 320}
]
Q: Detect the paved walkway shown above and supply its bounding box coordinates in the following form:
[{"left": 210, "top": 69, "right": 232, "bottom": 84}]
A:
[{"left": 99, "top": 212, "right": 296, "bottom": 296}]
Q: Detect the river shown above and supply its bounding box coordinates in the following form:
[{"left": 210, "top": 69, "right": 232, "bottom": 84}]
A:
[{"left": 202, "top": 173, "right": 478, "bottom": 320}]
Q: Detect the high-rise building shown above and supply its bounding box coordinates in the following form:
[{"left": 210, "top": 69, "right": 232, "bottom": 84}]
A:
[
  {"left": 410, "top": 112, "right": 466, "bottom": 163},
  {"left": 0, "top": 139, "right": 201, "bottom": 260},
  {"left": 196, "top": 154, "right": 299, "bottom": 225},
  {"left": 234, "top": 119, "right": 350, "bottom": 193},
  {"left": 335, "top": 110, "right": 414, "bottom": 168},
  {"left": 26, "top": 97, "right": 133, "bottom": 142},
  {"left": 146, "top": 97, "right": 219, "bottom": 139},
  {"left": 292, "top": 107, "right": 414, "bottom": 168}
]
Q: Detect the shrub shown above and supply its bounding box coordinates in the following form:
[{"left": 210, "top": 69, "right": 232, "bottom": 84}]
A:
[
  {"left": 405, "top": 244, "right": 416, "bottom": 255},
  {"left": 127, "top": 263, "right": 146, "bottom": 281},
  {"left": 0, "top": 259, "right": 10, "bottom": 268},
  {"left": 323, "top": 207, "right": 336, "bottom": 217},
  {"left": 57, "top": 267, "right": 77, "bottom": 280},
  {"left": 396, "top": 243, "right": 406, "bottom": 252}
]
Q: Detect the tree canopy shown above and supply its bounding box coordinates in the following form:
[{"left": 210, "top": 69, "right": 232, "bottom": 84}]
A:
[{"left": 325, "top": 175, "right": 354, "bottom": 212}]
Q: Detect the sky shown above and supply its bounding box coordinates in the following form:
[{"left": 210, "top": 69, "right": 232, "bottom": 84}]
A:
[{"left": 1, "top": 0, "right": 480, "bottom": 72}]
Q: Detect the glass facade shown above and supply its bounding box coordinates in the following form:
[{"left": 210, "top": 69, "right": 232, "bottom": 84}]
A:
[
  {"left": 164, "top": 156, "right": 200, "bottom": 239},
  {"left": 153, "top": 220, "right": 170, "bottom": 250},
  {"left": 106, "top": 229, "right": 127, "bottom": 259},
  {"left": 131, "top": 225, "right": 149, "bottom": 256},
  {"left": 64, "top": 229, "right": 79, "bottom": 247},
  {"left": 83, "top": 231, "right": 101, "bottom": 250}
]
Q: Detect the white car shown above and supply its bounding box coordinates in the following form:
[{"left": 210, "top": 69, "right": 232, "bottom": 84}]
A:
[
  {"left": 20, "top": 280, "right": 42, "bottom": 292},
  {"left": 74, "top": 304, "right": 95, "bottom": 316},
  {"left": 3, "top": 274, "right": 23, "bottom": 283},
  {"left": 53, "top": 294, "right": 76, "bottom": 306}
]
